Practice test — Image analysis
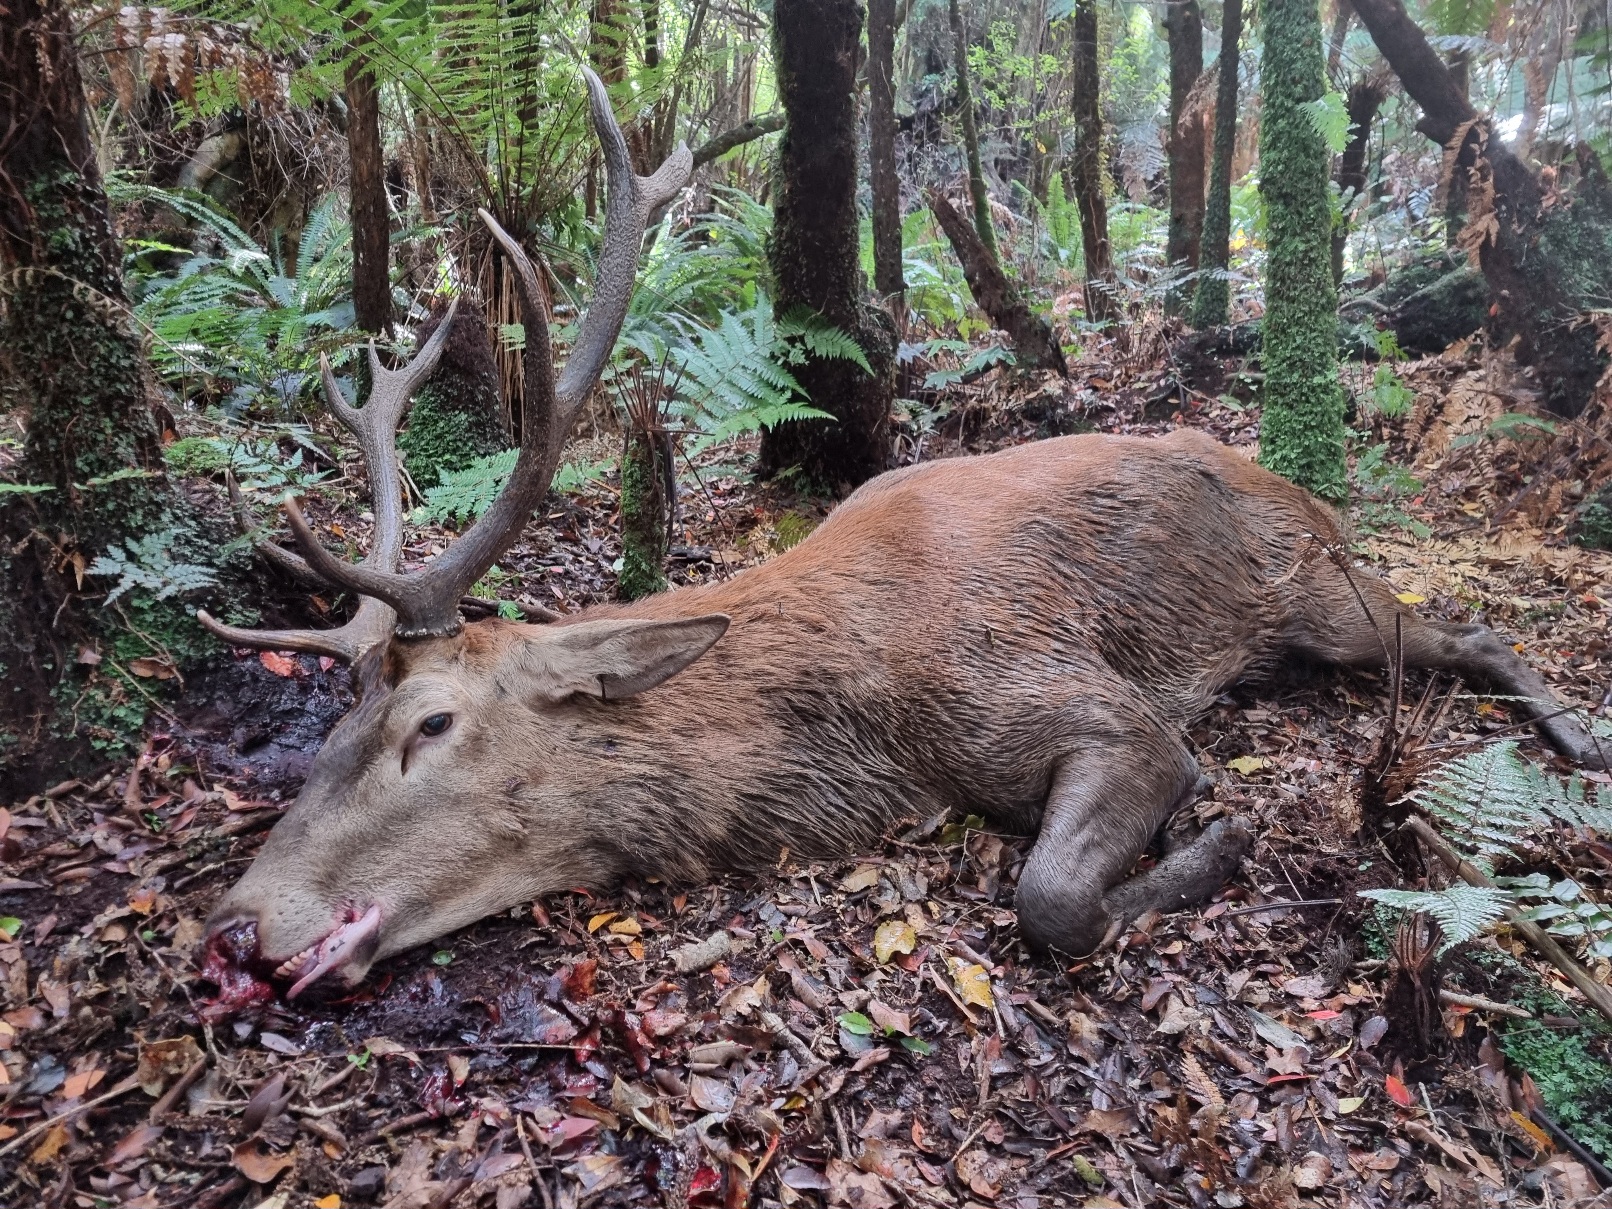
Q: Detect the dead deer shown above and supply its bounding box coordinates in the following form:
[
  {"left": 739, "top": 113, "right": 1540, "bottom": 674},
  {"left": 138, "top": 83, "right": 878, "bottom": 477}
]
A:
[{"left": 197, "top": 71, "right": 1608, "bottom": 1010}]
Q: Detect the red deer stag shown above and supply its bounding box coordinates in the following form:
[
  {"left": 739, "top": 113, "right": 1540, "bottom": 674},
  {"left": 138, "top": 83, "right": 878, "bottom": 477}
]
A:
[{"left": 198, "top": 71, "right": 1607, "bottom": 1010}]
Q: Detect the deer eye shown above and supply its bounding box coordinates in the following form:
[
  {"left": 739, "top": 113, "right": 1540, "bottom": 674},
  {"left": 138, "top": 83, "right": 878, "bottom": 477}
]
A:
[{"left": 420, "top": 713, "right": 452, "bottom": 738}]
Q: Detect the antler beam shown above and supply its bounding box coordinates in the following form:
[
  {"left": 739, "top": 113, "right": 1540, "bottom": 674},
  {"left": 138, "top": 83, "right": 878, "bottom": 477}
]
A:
[{"left": 280, "top": 67, "right": 693, "bottom": 640}]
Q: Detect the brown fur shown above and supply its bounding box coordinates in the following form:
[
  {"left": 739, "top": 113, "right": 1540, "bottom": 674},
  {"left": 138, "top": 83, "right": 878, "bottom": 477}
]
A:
[{"left": 211, "top": 431, "right": 1606, "bottom": 976}]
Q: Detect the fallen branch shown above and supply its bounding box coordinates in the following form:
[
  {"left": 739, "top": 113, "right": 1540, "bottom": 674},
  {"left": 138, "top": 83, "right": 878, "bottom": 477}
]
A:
[
  {"left": 1405, "top": 815, "right": 1612, "bottom": 1024},
  {"left": 691, "top": 113, "right": 783, "bottom": 168},
  {"left": 1438, "top": 988, "right": 1532, "bottom": 1019},
  {"left": 0, "top": 1073, "right": 142, "bottom": 1159}
]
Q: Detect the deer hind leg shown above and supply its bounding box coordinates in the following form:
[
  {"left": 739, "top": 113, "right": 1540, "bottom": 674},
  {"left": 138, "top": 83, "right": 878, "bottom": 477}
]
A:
[
  {"left": 1294, "top": 573, "right": 1607, "bottom": 769},
  {"left": 1016, "top": 702, "right": 1252, "bottom": 957}
]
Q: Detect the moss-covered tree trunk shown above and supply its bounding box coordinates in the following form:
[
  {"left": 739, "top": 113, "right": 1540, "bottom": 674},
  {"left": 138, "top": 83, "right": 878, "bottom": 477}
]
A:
[
  {"left": 0, "top": 0, "right": 188, "bottom": 791},
  {"left": 1256, "top": 0, "right": 1347, "bottom": 501},
  {"left": 760, "top": 0, "right": 895, "bottom": 492},
  {"left": 618, "top": 431, "right": 671, "bottom": 599},
  {"left": 948, "top": 0, "right": 999, "bottom": 264},
  {"left": 1163, "top": 0, "right": 1205, "bottom": 315},
  {"left": 1189, "top": 0, "right": 1241, "bottom": 329},
  {"left": 1069, "top": 0, "right": 1117, "bottom": 323},
  {"left": 869, "top": 0, "right": 906, "bottom": 302},
  {"left": 399, "top": 298, "right": 508, "bottom": 488}
]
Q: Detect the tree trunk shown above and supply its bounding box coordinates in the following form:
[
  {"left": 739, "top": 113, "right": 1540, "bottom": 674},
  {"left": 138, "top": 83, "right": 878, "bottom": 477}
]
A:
[
  {"left": 869, "top": 0, "right": 906, "bottom": 300},
  {"left": 618, "top": 430, "right": 671, "bottom": 600},
  {"left": 345, "top": 50, "right": 391, "bottom": 333},
  {"left": 1350, "top": 0, "right": 1606, "bottom": 416},
  {"left": 1069, "top": 0, "right": 1116, "bottom": 322},
  {"left": 1257, "top": 0, "right": 1347, "bottom": 501},
  {"left": 1163, "top": 0, "right": 1205, "bottom": 315},
  {"left": 1332, "top": 75, "right": 1387, "bottom": 286},
  {"left": 948, "top": 0, "right": 999, "bottom": 263},
  {"left": 761, "top": 0, "right": 895, "bottom": 491},
  {"left": 1442, "top": 49, "right": 1470, "bottom": 247},
  {"left": 928, "top": 190, "right": 1066, "bottom": 374},
  {"left": 0, "top": 0, "right": 194, "bottom": 791},
  {"left": 399, "top": 298, "right": 509, "bottom": 489},
  {"left": 1189, "top": 0, "right": 1241, "bottom": 330}
]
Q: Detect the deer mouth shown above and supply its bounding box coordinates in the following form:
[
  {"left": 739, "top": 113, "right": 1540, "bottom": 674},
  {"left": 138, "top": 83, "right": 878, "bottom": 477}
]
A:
[
  {"left": 275, "top": 903, "right": 385, "bottom": 999},
  {"left": 198, "top": 903, "right": 384, "bottom": 1018}
]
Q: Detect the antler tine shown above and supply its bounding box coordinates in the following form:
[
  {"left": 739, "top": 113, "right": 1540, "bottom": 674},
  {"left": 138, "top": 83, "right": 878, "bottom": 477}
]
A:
[
  {"left": 274, "top": 68, "right": 693, "bottom": 640},
  {"left": 197, "top": 299, "right": 462, "bottom": 661},
  {"left": 556, "top": 67, "right": 693, "bottom": 412}
]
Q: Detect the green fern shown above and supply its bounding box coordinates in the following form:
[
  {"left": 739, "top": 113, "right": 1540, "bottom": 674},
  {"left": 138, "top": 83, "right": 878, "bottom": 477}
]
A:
[
  {"left": 1299, "top": 91, "right": 1353, "bottom": 156},
  {"left": 412, "top": 452, "right": 608, "bottom": 526},
  {"left": 1357, "top": 886, "right": 1512, "bottom": 951},
  {"left": 1360, "top": 739, "right": 1612, "bottom": 958},
  {"left": 89, "top": 531, "right": 219, "bottom": 604}
]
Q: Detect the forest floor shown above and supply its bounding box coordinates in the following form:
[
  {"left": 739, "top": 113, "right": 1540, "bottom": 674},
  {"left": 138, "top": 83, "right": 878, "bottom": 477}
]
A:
[{"left": 4, "top": 330, "right": 1612, "bottom": 1209}]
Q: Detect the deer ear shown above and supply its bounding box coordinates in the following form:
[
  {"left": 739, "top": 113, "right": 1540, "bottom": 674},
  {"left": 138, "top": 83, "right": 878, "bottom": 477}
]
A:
[{"left": 511, "top": 615, "right": 730, "bottom": 702}]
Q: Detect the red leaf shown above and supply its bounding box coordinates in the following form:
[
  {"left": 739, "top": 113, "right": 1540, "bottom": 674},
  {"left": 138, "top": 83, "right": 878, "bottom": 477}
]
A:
[
  {"left": 1385, "top": 1074, "right": 1415, "bottom": 1107},
  {"left": 259, "top": 651, "right": 297, "bottom": 677}
]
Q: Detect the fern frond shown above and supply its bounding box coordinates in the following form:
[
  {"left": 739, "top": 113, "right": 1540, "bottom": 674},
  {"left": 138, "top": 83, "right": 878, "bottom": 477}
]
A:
[{"left": 1357, "top": 886, "right": 1511, "bottom": 951}]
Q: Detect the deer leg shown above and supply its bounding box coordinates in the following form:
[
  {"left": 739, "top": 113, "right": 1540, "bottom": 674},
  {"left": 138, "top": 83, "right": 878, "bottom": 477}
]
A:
[
  {"left": 1017, "top": 719, "right": 1250, "bottom": 956},
  {"left": 1295, "top": 575, "right": 1607, "bottom": 769}
]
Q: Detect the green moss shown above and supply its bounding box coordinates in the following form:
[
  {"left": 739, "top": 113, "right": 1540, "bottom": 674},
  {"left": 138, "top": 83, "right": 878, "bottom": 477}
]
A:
[
  {"left": 398, "top": 302, "right": 506, "bottom": 489},
  {"left": 164, "top": 436, "right": 230, "bottom": 477},
  {"left": 1254, "top": 0, "right": 1347, "bottom": 502},
  {"left": 617, "top": 431, "right": 669, "bottom": 600}
]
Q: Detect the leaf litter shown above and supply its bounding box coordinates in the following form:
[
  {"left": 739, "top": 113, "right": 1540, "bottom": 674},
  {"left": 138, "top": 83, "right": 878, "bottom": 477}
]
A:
[{"left": 3, "top": 337, "right": 1612, "bottom": 1206}]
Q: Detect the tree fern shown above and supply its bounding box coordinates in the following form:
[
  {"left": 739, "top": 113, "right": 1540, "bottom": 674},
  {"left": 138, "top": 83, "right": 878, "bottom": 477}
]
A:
[{"left": 1360, "top": 738, "right": 1612, "bottom": 959}]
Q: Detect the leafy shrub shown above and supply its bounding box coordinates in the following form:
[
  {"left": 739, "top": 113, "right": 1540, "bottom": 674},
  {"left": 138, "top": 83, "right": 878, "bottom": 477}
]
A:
[{"left": 412, "top": 453, "right": 610, "bottom": 527}]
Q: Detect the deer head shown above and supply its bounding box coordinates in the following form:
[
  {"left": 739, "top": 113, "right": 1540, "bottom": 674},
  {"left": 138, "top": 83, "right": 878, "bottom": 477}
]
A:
[{"left": 198, "top": 69, "right": 698, "bottom": 1011}]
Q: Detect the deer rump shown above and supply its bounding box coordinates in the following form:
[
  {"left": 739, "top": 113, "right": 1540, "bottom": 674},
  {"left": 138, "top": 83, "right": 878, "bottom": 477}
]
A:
[{"left": 196, "top": 72, "right": 1604, "bottom": 1013}]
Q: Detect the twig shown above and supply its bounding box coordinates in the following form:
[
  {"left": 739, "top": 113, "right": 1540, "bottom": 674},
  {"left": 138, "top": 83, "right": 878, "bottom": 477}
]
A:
[
  {"left": 1222, "top": 898, "right": 1343, "bottom": 917},
  {"left": 1405, "top": 816, "right": 1612, "bottom": 1024},
  {"left": 1438, "top": 989, "right": 1532, "bottom": 1019},
  {"left": 1530, "top": 1106, "right": 1612, "bottom": 1188},
  {"left": 517, "top": 1116, "right": 556, "bottom": 1209},
  {"left": 150, "top": 1058, "right": 209, "bottom": 1119},
  {"left": 0, "top": 1074, "right": 142, "bottom": 1158}
]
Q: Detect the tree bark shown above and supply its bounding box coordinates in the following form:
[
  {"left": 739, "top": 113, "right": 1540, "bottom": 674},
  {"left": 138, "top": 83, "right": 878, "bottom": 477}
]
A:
[
  {"left": 691, "top": 112, "right": 784, "bottom": 168},
  {"left": 1069, "top": 0, "right": 1117, "bottom": 322},
  {"left": 928, "top": 190, "right": 1066, "bottom": 374},
  {"left": 869, "top": 0, "right": 906, "bottom": 300},
  {"left": 948, "top": 0, "right": 999, "bottom": 264},
  {"left": 1163, "top": 0, "right": 1205, "bottom": 315},
  {"left": 761, "top": 0, "right": 895, "bottom": 491},
  {"left": 345, "top": 50, "right": 391, "bottom": 333},
  {"left": 1332, "top": 74, "right": 1388, "bottom": 285},
  {"left": 1350, "top": 0, "right": 1605, "bottom": 415},
  {"left": 1189, "top": 0, "right": 1241, "bottom": 329},
  {"left": 0, "top": 0, "right": 192, "bottom": 791},
  {"left": 1257, "top": 0, "right": 1347, "bottom": 501}
]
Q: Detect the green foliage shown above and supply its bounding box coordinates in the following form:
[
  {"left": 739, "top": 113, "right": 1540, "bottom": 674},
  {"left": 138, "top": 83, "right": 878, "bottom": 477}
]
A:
[
  {"left": 120, "top": 185, "right": 361, "bottom": 412},
  {"left": 1299, "top": 91, "right": 1353, "bottom": 155},
  {"left": 1356, "top": 885, "right": 1510, "bottom": 951},
  {"left": 622, "top": 297, "right": 859, "bottom": 456},
  {"left": 411, "top": 451, "right": 609, "bottom": 527},
  {"left": 88, "top": 530, "right": 219, "bottom": 604},
  {"left": 1500, "top": 1026, "right": 1612, "bottom": 1161},
  {"left": 1369, "top": 365, "right": 1414, "bottom": 418},
  {"left": 1039, "top": 173, "right": 1083, "bottom": 271},
  {"left": 1451, "top": 413, "right": 1560, "bottom": 449},
  {"left": 399, "top": 405, "right": 483, "bottom": 492},
  {"left": 1352, "top": 444, "right": 1430, "bottom": 538},
  {"left": 1256, "top": 0, "right": 1348, "bottom": 502},
  {"left": 1359, "top": 740, "right": 1612, "bottom": 960},
  {"left": 163, "top": 426, "right": 331, "bottom": 499},
  {"left": 1426, "top": 0, "right": 1498, "bottom": 36},
  {"left": 1575, "top": 485, "right": 1612, "bottom": 551}
]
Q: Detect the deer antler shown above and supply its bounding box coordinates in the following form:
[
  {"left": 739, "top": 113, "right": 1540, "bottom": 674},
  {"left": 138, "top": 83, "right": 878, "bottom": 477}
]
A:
[
  {"left": 279, "top": 67, "right": 693, "bottom": 640},
  {"left": 195, "top": 300, "right": 460, "bottom": 661}
]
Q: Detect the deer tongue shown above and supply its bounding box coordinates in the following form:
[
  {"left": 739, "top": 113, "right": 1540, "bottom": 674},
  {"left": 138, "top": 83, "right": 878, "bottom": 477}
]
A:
[{"left": 284, "top": 904, "right": 384, "bottom": 999}]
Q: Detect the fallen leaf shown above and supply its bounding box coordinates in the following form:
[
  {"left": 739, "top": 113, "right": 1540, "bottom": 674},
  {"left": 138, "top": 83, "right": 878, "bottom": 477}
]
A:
[
  {"left": 30, "top": 1122, "right": 70, "bottom": 1164},
  {"left": 62, "top": 1067, "right": 105, "bottom": 1099},
  {"left": 1293, "top": 1152, "right": 1333, "bottom": 1190},
  {"left": 1227, "top": 755, "right": 1266, "bottom": 775},
  {"left": 107, "top": 1124, "right": 165, "bottom": 1166},
  {"left": 953, "top": 1149, "right": 1001, "bottom": 1199},
  {"left": 840, "top": 865, "right": 883, "bottom": 893},
  {"left": 1395, "top": 592, "right": 1427, "bottom": 605},
  {"left": 867, "top": 999, "right": 910, "bottom": 1035},
  {"left": 1336, "top": 1096, "right": 1365, "bottom": 1114},
  {"left": 1384, "top": 1074, "right": 1415, "bottom": 1108},
  {"left": 233, "top": 1137, "right": 294, "bottom": 1183},
  {"left": 946, "top": 958, "right": 994, "bottom": 1009},
  {"left": 825, "top": 1157, "right": 895, "bottom": 1208},
  {"left": 608, "top": 916, "right": 641, "bottom": 936},
  {"left": 128, "top": 656, "right": 177, "bottom": 680},
  {"left": 689, "top": 1073, "right": 736, "bottom": 1113},
  {"left": 258, "top": 651, "right": 297, "bottom": 677},
  {"left": 315, "top": 1197, "right": 342, "bottom": 1209},
  {"left": 587, "top": 912, "right": 617, "bottom": 933},
  {"left": 873, "top": 919, "right": 917, "bottom": 963}
]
